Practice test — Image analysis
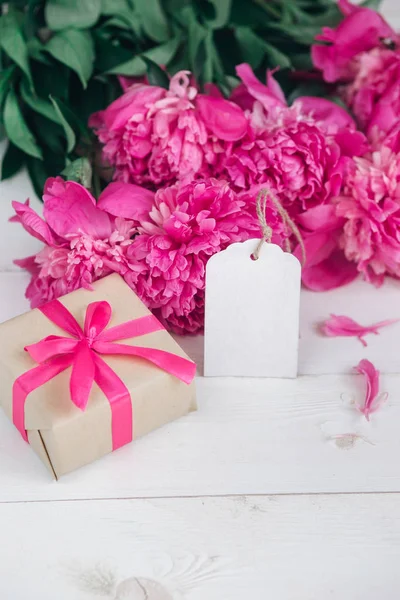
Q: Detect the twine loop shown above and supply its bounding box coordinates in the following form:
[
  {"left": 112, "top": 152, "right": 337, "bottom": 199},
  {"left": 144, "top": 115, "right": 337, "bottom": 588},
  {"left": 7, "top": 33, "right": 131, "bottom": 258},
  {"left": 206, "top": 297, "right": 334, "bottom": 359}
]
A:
[{"left": 252, "top": 188, "right": 306, "bottom": 266}]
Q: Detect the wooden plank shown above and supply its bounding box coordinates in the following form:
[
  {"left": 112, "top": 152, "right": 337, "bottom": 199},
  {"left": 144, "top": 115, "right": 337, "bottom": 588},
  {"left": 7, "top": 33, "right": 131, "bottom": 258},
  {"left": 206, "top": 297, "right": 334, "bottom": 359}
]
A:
[
  {"left": 0, "top": 493, "right": 400, "bottom": 599},
  {"left": 0, "top": 364, "right": 400, "bottom": 501}
]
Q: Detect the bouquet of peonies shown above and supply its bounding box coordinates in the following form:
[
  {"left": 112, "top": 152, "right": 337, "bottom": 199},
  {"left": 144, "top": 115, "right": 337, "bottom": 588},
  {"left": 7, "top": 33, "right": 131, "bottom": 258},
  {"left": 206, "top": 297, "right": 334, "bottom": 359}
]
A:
[{"left": 5, "top": 0, "right": 400, "bottom": 334}]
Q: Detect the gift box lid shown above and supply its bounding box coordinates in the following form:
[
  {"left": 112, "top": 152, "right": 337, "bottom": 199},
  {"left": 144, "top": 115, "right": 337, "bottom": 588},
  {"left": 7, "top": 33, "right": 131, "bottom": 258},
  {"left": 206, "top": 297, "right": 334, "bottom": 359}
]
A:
[{"left": 0, "top": 274, "right": 195, "bottom": 433}]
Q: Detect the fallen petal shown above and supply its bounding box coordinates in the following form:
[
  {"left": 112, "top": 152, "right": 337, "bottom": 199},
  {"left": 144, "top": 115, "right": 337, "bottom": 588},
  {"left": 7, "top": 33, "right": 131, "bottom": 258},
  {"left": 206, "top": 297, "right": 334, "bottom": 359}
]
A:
[
  {"left": 321, "top": 315, "right": 398, "bottom": 346},
  {"left": 354, "top": 359, "right": 383, "bottom": 420}
]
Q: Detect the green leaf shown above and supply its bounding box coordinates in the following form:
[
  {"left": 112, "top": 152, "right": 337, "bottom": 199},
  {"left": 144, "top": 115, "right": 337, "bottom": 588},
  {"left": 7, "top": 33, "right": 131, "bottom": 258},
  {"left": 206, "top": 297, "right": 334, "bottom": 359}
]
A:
[
  {"left": 262, "top": 41, "right": 291, "bottom": 68},
  {"left": 1, "top": 142, "right": 25, "bottom": 180},
  {"left": 266, "top": 22, "right": 315, "bottom": 45},
  {"left": 61, "top": 157, "right": 92, "bottom": 187},
  {"left": 31, "top": 113, "right": 66, "bottom": 154},
  {"left": 290, "top": 52, "right": 314, "bottom": 71},
  {"left": 134, "top": 0, "right": 169, "bottom": 42},
  {"left": 101, "top": 0, "right": 132, "bottom": 15},
  {"left": 26, "top": 156, "right": 49, "bottom": 199},
  {"left": 0, "top": 66, "right": 16, "bottom": 115},
  {"left": 49, "top": 96, "right": 76, "bottom": 152},
  {"left": 108, "top": 36, "right": 181, "bottom": 75},
  {"left": 27, "top": 38, "right": 52, "bottom": 65},
  {"left": 94, "top": 32, "right": 135, "bottom": 73},
  {"left": 45, "top": 29, "right": 95, "bottom": 88},
  {"left": 142, "top": 57, "right": 170, "bottom": 88},
  {"left": 234, "top": 27, "right": 266, "bottom": 69},
  {"left": 230, "top": 0, "right": 272, "bottom": 27},
  {"left": 20, "top": 78, "right": 60, "bottom": 123},
  {"left": 304, "top": 5, "right": 342, "bottom": 28},
  {"left": 30, "top": 61, "right": 70, "bottom": 101},
  {"left": 203, "top": 30, "right": 215, "bottom": 84},
  {"left": 45, "top": 0, "right": 101, "bottom": 30},
  {"left": 0, "top": 12, "right": 33, "bottom": 89},
  {"left": 4, "top": 89, "right": 42, "bottom": 159},
  {"left": 100, "top": 7, "right": 143, "bottom": 39},
  {"left": 235, "top": 27, "right": 291, "bottom": 70},
  {"left": 207, "top": 0, "right": 232, "bottom": 29}
]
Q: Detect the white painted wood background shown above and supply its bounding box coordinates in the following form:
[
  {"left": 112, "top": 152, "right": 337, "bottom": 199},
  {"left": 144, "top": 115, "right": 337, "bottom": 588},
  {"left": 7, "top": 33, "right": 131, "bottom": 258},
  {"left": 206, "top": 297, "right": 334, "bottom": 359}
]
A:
[{"left": 1, "top": 3, "right": 399, "bottom": 597}]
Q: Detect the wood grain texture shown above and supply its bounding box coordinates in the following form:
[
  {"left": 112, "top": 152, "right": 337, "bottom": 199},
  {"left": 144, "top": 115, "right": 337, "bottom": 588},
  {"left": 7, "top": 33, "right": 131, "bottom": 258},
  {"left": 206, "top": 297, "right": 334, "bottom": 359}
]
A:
[
  {"left": 1, "top": 360, "right": 400, "bottom": 500},
  {"left": 1, "top": 494, "right": 400, "bottom": 599}
]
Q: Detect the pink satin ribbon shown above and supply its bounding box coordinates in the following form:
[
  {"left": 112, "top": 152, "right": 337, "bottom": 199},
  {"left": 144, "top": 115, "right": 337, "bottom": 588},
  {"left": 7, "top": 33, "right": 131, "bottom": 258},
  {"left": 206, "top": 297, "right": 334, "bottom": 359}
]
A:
[{"left": 12, "top": 300, "right": 196, "bottom": 450}]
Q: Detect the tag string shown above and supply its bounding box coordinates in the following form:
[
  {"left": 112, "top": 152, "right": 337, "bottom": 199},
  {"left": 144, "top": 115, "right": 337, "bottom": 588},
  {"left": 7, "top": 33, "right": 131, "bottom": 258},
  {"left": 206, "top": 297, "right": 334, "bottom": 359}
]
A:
[{"left": 252, "top": 188, "right": 306, "bottom": 266}]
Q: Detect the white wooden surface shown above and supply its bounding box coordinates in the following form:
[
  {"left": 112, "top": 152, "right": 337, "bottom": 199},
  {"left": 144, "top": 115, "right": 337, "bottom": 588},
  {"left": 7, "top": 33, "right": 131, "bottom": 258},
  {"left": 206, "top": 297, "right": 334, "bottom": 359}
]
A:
[
  {"left": 1, "top": 494, "right": 400, "bottom": 599},
  {"left": 1, "top": 3, "right": 400, "bottom": 595}
]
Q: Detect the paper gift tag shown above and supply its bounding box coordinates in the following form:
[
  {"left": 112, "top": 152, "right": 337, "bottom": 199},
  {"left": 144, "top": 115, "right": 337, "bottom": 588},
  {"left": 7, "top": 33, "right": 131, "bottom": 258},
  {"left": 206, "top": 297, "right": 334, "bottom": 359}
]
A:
[{"left": 204, "top": 239, "right": 301, "bottom": 378}]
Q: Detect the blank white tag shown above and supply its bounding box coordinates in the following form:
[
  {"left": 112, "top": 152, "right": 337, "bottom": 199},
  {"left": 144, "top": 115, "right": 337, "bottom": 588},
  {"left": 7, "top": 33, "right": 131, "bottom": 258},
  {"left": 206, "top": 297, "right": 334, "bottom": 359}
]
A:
[{"left": 204, "top": 239, "right": 301, "bottom": 378}]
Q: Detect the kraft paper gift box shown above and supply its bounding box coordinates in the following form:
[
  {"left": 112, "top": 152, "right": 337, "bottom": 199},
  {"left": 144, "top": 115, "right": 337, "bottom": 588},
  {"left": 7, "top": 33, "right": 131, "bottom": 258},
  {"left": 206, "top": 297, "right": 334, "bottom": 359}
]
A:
[{"left": 0, "top": 274, "right": 197, "bottom": 478}]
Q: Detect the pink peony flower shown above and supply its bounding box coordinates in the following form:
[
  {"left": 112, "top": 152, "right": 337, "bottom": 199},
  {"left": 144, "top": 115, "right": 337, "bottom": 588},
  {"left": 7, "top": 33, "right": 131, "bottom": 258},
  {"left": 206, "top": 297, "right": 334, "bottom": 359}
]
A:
[
  {"left": 103, "top": 179, "right": 289, "bottom": 334},
  {"left": 312, "top": 0, "right": 397, "bottom": 83},
  {"left": 335, "top": 134, "right": 400, "bottom": 285},
  {"left": 12, "top": 178, "right": 152, "bottom": 307},
  {"left": 226, "top": 65, "right": 366, "bottom": 217},
  {"left": 341, "top": 47, "right": 400, "bottom": 135},
  {"left": 90, "top": 71, "right": 248, "bottom": 187}
]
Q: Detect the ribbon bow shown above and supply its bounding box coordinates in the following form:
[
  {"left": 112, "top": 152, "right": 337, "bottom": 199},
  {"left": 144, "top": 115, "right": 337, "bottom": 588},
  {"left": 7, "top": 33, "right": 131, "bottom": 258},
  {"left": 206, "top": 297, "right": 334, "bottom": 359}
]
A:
[{"left": 13, "top": 300, "right": 196, "bottom": 450}]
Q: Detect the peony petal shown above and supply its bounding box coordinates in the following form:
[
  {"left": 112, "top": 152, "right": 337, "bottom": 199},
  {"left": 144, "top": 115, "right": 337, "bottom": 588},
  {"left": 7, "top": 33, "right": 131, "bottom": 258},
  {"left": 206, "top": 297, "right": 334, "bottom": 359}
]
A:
[
  {"left": 334, "top": 130, "right": 368, "bottom": 157},
  {"left": 354, "top": 358, "right": 384, "bottom": 420},
  {"left": 11, "top": 200, "right": 58, "bottom": 245},
  {"left": 301, "top": 250, "right": 359, "bottom": 291},
  {"left": 229, "top": 83, "right": 255, "bottom": 111},
  {"left": 196, "top": 95, "right": 248, "bottom": 141},
  {"left": 367, "top": 95, "right": 398, "bottom": 137},
  {"left": 312, "top": 8, "right": 396, "bottom": 82},
  {"left": 235, "top": 63, "right": 286, "bottom": 112},
  {"left": 43, "top": 177, "right": 112, "bottom": 239},
  {"left": 311, "top": 44, "right": 338, "bottom": 83},
  {"left": 266, "top": 69, "right": 286, "bottom": 104},
  {"left": 14, "top": 255, "right": 39, "bottom": 274},
  {"left": 321, "top": 314, "right": 399, "bottom": 346},
  {"left": 100, "top": 84, "right": 166, "bottom": 131},
  {"left": 296, "top": 205, "right": 344, "bottom": 233},
  {"left": 88, "top": 110, "right": 104, "bottom": 130},
  {"left": 295, "top": 231, "right": 338, "bottom": 269},
  {"left": 98, "top": 182, "right": 154, "bottom": 222},
  {"left": 293, "top": 96, "right": 356, "bottom": 129}
]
